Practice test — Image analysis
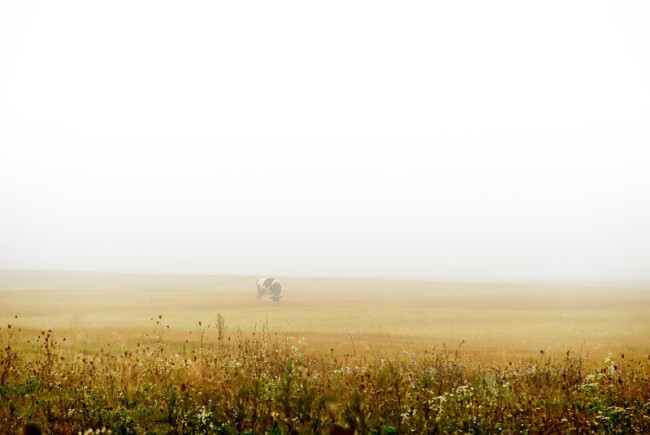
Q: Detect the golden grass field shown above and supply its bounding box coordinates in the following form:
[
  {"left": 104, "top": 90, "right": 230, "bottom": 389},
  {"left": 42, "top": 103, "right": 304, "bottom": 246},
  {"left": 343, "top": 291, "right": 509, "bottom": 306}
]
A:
[
  {"left": 2, "top": 270, "right": 650, "bottom": 433},
  {"left": 1, "top": 270, "right": 648, "bottom": 364}
]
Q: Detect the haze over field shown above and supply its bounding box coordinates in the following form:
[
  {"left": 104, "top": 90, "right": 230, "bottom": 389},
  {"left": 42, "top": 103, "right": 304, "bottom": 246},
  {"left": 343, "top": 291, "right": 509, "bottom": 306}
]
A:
[
  {"left": 1, "top": 270, "right": 649, "bottom": 362},
  {"left": 2, "top": 4, "right": 650, "bottom": 432},
  {"left": 1, "top": 1, "right": 650, "bottom": 282}
]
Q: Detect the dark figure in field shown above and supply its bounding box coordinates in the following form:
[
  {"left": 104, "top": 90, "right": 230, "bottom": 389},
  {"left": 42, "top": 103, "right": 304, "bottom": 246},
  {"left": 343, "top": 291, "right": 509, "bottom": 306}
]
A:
[
  {"left": 23, "top": 424, "right": 41, "bottom": 435},
  {"left": 256, "top": 277, "right": 282, "bottom": 302}
]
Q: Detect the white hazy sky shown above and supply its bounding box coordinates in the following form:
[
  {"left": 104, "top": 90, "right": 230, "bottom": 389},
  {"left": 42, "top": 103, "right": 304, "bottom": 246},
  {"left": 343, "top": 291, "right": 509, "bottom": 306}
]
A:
[{"left": 1, "top": 1, "right": 649, "bottom": 281}]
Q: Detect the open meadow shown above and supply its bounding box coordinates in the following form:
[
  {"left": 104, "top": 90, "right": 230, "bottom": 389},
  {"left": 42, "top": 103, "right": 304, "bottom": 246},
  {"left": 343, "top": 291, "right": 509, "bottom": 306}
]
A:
[
  {"left": 1, "top": 270, "right": 649, "bottom": 433},
  {"left": 3, "top": 0, "right": 650, "bottom": 432},
  {"left": 1, "top": 270, "right": 649, "bottom": 362}
]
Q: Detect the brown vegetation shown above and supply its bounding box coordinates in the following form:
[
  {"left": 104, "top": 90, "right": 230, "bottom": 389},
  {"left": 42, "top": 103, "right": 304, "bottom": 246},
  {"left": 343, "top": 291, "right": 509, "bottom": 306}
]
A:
[{"left": 0, "top": 271, "right": 648, "bottom": 433}]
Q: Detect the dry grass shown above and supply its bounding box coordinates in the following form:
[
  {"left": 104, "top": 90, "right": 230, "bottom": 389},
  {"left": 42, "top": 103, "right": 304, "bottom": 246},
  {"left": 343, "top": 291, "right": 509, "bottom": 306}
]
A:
[
  {"left": 1, "top": 271, "right": 649, "bottom": 433},
  {"left": 1, "top": 271, "right": 648, "bottom": 363}
]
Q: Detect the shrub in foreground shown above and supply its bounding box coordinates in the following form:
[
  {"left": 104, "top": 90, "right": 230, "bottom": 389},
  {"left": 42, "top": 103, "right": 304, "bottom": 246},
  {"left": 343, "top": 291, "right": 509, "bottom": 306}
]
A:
[{"left": 0, "top": 321, "right": 649, "bottom": 434}]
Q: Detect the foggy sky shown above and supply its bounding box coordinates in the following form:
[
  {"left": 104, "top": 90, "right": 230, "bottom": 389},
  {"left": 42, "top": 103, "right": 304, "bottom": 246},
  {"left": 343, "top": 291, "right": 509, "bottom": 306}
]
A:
[{"left": 1, "top": 1, "right": 649, "bottom": 281}]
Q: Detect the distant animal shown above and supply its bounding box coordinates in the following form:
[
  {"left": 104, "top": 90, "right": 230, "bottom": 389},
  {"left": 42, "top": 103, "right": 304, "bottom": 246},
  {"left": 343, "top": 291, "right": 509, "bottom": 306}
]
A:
[{"left": 256, "top": 277, "right": 282, "bottom": 302}]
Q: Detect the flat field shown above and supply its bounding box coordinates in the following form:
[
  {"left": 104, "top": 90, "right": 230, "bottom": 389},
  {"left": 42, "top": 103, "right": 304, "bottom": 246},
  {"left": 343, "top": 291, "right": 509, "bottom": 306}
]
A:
[
  {"left": 1, "top": 270, "right": 648, "bottom": 362},
  {"left": 2, "top": 270, "right": 650, "bottom": 433}
]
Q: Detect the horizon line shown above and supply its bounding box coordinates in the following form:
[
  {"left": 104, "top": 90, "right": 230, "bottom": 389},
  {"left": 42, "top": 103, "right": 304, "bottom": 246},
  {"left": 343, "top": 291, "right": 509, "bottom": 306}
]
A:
[{"left": 2, "top": 268, "right": 649, "bottom": 290}]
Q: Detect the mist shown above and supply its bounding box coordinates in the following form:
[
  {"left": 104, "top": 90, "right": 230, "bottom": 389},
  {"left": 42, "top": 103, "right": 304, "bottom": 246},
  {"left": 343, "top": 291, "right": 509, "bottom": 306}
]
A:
[{"left": 1, "top": 1, "right": 649, "bottom": 282}]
